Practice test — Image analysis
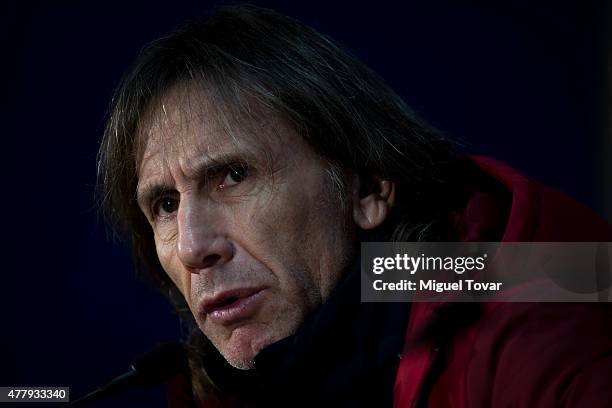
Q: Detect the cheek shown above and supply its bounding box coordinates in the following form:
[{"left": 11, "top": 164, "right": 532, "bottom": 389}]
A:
[{"left": 242, "top": 181, "right": 352, "bottom": 302}]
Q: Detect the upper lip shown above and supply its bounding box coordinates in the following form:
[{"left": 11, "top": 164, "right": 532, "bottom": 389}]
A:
[{"left": 199, "top": 287, "right": 265, "bottom": 314}]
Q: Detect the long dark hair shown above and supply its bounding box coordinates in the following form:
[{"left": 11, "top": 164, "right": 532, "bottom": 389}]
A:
[{"left": 98, "top": 4, "right": 473, "bottom": 403}]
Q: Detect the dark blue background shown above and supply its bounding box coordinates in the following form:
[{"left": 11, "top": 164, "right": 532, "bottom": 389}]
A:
[{"left": 4, "top": 1, "right": 610, "bottom": 407}]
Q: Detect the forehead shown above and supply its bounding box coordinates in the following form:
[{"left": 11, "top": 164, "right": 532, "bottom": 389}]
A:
[{"left": 136, "top": 83, "right": 299, "bottom": 178}]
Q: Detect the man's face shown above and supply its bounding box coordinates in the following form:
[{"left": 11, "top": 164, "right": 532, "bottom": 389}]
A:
[{"left": 136, "top": 86, "right": 357, "bottom": 369}]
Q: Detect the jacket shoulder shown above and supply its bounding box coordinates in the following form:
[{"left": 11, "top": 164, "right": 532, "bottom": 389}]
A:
[{"left": 464, "top": 302, "right": 612, "bottom": 407}]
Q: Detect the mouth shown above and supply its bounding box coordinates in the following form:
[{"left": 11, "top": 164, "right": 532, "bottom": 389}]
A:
[{"left": 199, "top": 287, "right": 267, "bottom": 325}]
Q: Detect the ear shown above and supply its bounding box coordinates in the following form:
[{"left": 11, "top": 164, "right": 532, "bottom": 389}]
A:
[{"left": 351, "top": 174, "right": 396, "bottom": 230}]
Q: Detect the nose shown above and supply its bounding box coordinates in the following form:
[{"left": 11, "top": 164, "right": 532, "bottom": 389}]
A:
[{"left": 176, "top": 198, "right": 234, "bottom": 273}]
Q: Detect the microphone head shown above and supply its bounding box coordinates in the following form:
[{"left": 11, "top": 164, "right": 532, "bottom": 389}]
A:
[{"left": 130, "top": 342, "right": 189, "bottom": 387}]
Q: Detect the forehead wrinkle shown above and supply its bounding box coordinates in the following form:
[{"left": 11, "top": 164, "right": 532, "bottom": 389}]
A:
[
  {"left": 137, "top": 132, "right": 255, "bottom": 201},
  {"left": 135, "top": 83, "right": 214, "bottom": 163},
  {"left": 140, "top": 109, "right": 274, "bottom": 178},
  {"left": 135, "top": 82, "right": 309, "bottom": 201},
  {"left": 139, "top": 86, "right": 280, "bottom": 164},
  {"left": 137, "top": 106, "right": 229, "bottom": 184}
]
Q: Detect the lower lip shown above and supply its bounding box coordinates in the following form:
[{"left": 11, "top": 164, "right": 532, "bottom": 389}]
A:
[{"left": 205, "top": 289, "right": 267, "bottom": 325}]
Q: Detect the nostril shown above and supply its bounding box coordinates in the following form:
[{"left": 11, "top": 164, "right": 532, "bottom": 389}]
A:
[
  {"left": 201, "top": 254, "right": 221, "bottom": 269},
  {"left": 177, "top": 236, "right": 234, "bottom": 271}
]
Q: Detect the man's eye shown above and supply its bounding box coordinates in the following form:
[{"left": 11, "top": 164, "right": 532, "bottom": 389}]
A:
[
  {"left": 218, "top": 163, "right": 250, "bottom": 189},
  {"left": 152, "top": 196, "right": 179, "bottom": 217}
]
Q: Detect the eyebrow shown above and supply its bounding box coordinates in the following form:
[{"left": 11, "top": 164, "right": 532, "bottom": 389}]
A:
[{"left": 136, "top": 153, "right": 252, "bottom": 210}]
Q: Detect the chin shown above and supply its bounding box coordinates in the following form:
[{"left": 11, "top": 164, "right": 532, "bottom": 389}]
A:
[
  {"left": 213, "top": 323, "right": 278, "bottom": 370},
  {"left": 215, "top": 325, "right": 295, "bottom": 370},
  {"left": 225, "top": 354, "right": 256, "bottom": 370}
]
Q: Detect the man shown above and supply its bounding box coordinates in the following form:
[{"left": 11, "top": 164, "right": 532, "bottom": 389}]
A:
[{"left": 98, "top": 5, "right": 612, "bottom": 407}]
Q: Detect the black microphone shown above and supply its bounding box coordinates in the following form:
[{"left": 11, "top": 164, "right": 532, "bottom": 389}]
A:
[{"left": 65, "top": 342, "right": 188, "bottom": 407}]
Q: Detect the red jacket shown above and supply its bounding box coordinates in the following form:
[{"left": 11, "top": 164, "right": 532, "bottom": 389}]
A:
[{"left": 394, "top": 156, "right": 612, "bottom": 407}]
